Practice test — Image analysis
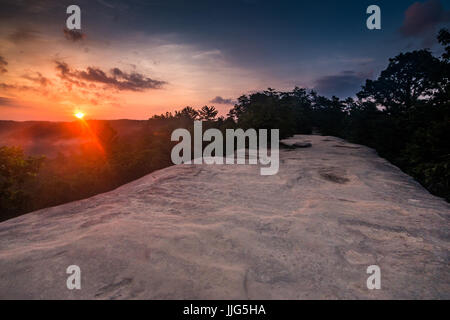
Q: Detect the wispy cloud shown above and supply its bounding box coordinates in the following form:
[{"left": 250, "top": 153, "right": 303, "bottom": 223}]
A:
[
  {"left": 96, "top": 0, "right": 115, "bottom": 9},
  {"left": 22, "top": 72, "right": 51, "bottom": 87},
  {"left": 0, "top": 97, "right": 20, "bottom": 108},
  {"left": 314, "top": 71, "right": 371, "bottom": 98},
  {"left": 8, "top": 26, "right": 40, "bottom": 43},
  {"left": 0, "top": 56, "right": 7, "bottom": 73}
]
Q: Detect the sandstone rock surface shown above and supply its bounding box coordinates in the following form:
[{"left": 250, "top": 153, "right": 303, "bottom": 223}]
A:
[{"left": 0, "top": 135, "right": 448, "bottom": 299}]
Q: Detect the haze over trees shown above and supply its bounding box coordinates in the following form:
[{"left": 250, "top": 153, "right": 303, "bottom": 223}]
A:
[{"left": 0, "top": 29, "right": 448, "bottom": 221}]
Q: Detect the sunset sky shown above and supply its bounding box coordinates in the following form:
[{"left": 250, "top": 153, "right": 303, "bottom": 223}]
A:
[{"left": 0, "top": 0, "right": 449, "bottom": 121}]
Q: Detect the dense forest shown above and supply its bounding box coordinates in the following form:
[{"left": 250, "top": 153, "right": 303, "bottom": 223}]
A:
[{"left": 1, "top": 29, "right": 449, "bottom": 221}]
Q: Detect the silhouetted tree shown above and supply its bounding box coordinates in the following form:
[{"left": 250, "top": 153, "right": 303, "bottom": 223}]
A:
[
  {"left": 198, "top": 106, "right": 218, "bottom": 121},
  {"left": 357, "top": 50, "right": 441, "bottom": 115},
  {"left": 438, "top": 28, "right": 450, "bottom": 61},
  {"left": 175, "top": 106, "right": 199, "bottom": 120}
]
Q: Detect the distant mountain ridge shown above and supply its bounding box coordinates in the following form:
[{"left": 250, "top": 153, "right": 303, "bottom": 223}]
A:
[{"left": 0, "top": 120, "right": 148, "bottom": 156}]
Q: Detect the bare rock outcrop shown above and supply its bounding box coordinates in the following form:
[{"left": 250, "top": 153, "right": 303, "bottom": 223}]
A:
[{"left": 0, "top": 135, "right": 448, "bottom": 299}]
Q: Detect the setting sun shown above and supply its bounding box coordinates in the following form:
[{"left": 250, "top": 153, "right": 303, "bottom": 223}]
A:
[{"left": 74, "top": 112, "right": 85, "bottom": 119}]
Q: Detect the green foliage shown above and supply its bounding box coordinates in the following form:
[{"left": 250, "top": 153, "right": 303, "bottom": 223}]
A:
[{"left": 0, "top": 146, "right": 44, "bottom": 219}]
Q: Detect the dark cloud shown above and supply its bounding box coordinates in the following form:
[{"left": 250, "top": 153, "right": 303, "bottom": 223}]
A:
[
  {"left": 209, "top": 96, "right": 235, "bottom": 104},
  {"left": 22, "top": 72, "right": 51, "bottom": 87},
  {"left": 0, "top": 56, "right": 7, "bottom": 73},
  {"left": 55, "top": 61, "right": 166, "bottom": 91},
  {"left": 314, "top": 71, "right": 369, "bottom": 98},
  {"left": 63, "top": 28, "right": 86, "bottom": 42},
  {"left": 400, "top": 0, "right": 450, "bottom": 37}
]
